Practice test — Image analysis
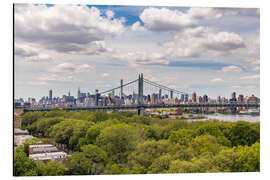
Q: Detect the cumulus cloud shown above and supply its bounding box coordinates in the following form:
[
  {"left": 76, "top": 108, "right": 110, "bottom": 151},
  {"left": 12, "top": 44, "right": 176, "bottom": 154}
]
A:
[
  {"left": 38, "top": 74, "right": 79, "bottom": 82},
  {"left": 140, "top": 7, "right": 195, "bottom": 31},
  {"left": 254, "top": 66, "right": 260, "bottom": 71},
  {"left": 50, "top": 63, "right": 94, "bottom": 74},
  {"left": 162, "top": 26, "right": 245, "bottom": 57},
  {"left": 221, "top": 65, "right": 242, "bottom": 72},
  {"left": 139, "top": 7, "right": 259, "bottom": 32},
  {"left": 240, "top": 74, "right": 260, "bottom": 80},
  {"left": 15, "top": 4, "right": 125, "bottom": 54},
  {"left": 245, "top": 58, "right": 260, "bottom": 65},
  {"left": 131, "top": 21, "right": 146, "bottom": 32},
  {"left": 27, "top": 81, "right": 48, "bottom": 86},
  {"left": 101, "top": 73, "right": 110, "bottom": 77},
  {"left": 114, "top": 51, "right": 169, "bottom": 66},
  {"left": 211, "top": 78, "right": 224, "bottom": 82},
  {"left": 15, "top": 43, "right": 53, "bottom": 62}
]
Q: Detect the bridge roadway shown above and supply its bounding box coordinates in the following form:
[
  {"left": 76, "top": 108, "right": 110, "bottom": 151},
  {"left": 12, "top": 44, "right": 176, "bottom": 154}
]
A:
[{"left": 23, "top": 103, "right": 260, "bottom": 112}]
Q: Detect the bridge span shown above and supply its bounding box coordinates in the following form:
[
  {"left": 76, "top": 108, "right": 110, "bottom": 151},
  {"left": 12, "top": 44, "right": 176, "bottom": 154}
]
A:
[{"left": 18, "top": 73, "right": 260, "bottom": 115}]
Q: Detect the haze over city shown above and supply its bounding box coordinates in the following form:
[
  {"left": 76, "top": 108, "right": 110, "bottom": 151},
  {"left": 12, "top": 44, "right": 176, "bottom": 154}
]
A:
[{"left": 14, "top": 4, "right": 260, "bottom": 100}]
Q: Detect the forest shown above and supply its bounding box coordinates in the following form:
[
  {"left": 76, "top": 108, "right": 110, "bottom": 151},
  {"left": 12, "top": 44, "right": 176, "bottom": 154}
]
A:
[{"left": 14, "top": 109, "right": 260, "bottom": 176}]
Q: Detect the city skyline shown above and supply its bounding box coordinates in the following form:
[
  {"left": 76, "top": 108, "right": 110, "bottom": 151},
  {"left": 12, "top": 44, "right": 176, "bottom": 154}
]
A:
[{"left": 15, "top": 4, "right": 260, "bottom": 100}]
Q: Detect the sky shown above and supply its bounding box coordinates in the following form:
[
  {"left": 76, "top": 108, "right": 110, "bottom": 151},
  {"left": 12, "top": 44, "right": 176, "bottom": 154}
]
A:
[{"left": 14, "top": 4, "right": 260, "bottom": 100}]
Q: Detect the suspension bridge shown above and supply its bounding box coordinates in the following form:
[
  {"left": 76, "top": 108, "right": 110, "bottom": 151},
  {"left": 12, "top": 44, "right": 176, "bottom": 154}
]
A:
[{"left": 21, "top": 73, "right": 260, "bottom": 115}]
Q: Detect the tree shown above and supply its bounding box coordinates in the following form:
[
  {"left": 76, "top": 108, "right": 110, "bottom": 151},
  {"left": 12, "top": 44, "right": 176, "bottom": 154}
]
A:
[
  {"left": 168, "top": 129, "right": 195, "bottom": 146},
  {"left": 191, "top": 135, "right": 221, "bottom": 157},
  {"left": 67, "top": 144, "right": 108, "bottom": 175},
  {"left": 148, "top": 154, "right": 172, "bottom": 173},
  {"left": 227, "top": 121, "right": 260, "bottom": 146},
  {"left": 14, "top": 148, "right": 40, "bottom": 176},
  {"left": 48, "top": 119, "right": 92, "bottom": 151},
  {"left": 87, "top": 111, "right": 109, "bottom": 123},
  {"left": 37, "top": 161, "right": 67, "bottom": 176},
  {"left": 168, "top": 156, "right": 214, "bottom": 173},
  {"left": 195, "top": 122, "right": 232, "bottom": 147},
  {"left": 85, "top": 126, "right": 101, "bottom": 144},
  {"left": 97, "top": 123, "right": 136, "bottom": 163},
  {"left": 212, "top": 142, "right": 260, "bottom": 172},
  {"left": 22, "top": 112, "right": 44, "bottom": 127},
  {"left": 106, "top": 164, "right": 131, "bottom": 174},
  {"left": 32, "top": 117, "right": 64, "bottom": 137},
  {"left": 128, "top": 140, "right": 169, "bottom": 169}
]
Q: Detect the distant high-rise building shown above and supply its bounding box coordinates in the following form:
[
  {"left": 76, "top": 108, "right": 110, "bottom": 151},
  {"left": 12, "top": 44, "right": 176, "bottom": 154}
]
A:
[
  {"left": 170, "top": 90, "right": 173, "bottom": 99},
  {"left": 198, "top": 96, "right": 203, "bottom": 103},
  {"left": 181, "top": 94, "right": 185, "bottom": 101},
  {"left": 159, "top": 89, "right": 162, "bottom": 100},
  {"left": 77, "top": 87, "right": 81, "bottom": 99},
  {"left": 217, "top": 96, "right": 221, "bottom": 103},
  {"left": 248, "top": 94, "right": 258, "bottom": 103},
  {"left": 230, "top": 92, "right": 237, "bottom": 103},
  {"left": 192, "top": 92, "right": 196, "bottom": 103},
  {"left": 238, "top": 94, "right": 244, "bottom": 103},
  {"left": 49, "top": 89, "right": 52, "bottom": 101},
  {"left": 232, "top": 92, "right": 236, "bottom": 99},
  {"left": 151, "top": 93, "right": 157, "bottom": 104},
  {"left": 184, "top": 94, "right": 189, "bottom": 102},
  {"left": 203, "top": 94, "right": 208, "bottom": 103}
]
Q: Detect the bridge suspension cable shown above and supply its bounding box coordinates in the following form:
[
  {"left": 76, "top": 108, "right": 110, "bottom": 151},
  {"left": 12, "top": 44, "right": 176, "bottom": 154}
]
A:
[
  {"left": 143, "top": 78, "right": 189, "bottom": 95},
  {"left": 99, "top": 79, "right": 138, "bottom": 95}
]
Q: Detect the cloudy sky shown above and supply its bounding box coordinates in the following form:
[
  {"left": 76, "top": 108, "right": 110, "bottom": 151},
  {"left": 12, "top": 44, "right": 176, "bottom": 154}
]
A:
[{"left": 14, "top": 4, "right": 260, "bottom": 100}]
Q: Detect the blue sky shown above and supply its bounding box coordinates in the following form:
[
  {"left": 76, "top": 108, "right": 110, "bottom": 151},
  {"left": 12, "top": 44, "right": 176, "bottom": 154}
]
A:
[{"left": 14, "top": 4, "right": 260, "bottom": 100}]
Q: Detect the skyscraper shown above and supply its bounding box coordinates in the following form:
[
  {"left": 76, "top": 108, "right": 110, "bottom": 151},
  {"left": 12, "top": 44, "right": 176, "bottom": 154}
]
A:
[
  {"left": 170, "top": 90, "right": 173, "bottom": 99},
  {"left": 49, "top": 89, "right": 52, "bottom": 101},
  {"left": 192, "top": 92, "right": 196, "bottom": 103},
  {"left": 77, "top": 87, "right": 81, "bottom": 99},
  {"left": 203, "top": 94, "right": 208, "bottom": 103},
  {"left": 184, "top": 94, "right": 189, "bottom": 102}
]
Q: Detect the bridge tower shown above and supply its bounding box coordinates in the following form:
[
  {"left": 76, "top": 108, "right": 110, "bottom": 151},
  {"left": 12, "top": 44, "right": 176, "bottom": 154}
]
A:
[
  {"left": 138, "top": 73, "right": 144, "bottom": 115},
  {"left": 120, "top": 79, "right": 123, "bottom": 99}
]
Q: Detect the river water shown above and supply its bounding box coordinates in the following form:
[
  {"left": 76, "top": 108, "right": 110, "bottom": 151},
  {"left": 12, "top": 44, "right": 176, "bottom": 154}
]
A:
[{"left": 202, "top": 113, "right": 260, "bottom": 122}]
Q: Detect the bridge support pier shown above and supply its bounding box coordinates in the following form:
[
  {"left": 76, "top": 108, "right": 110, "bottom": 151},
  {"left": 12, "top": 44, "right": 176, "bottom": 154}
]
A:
[{"left": 138, "top": 107, "right": 144, "bottom": 116}]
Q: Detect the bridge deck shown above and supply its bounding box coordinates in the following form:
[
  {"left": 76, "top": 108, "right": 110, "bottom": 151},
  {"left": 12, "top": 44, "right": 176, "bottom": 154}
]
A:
[{"left": 21, "top": 103, "right": 260, "bottom": 112}]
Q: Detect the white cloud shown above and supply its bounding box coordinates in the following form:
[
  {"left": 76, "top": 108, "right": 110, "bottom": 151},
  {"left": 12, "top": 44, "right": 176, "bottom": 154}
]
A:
[
  {"left": 245, "top": 58, "right": 260, "bottom": 65},
  {"left": 162, "top": 27, "right": 245, "bottom": 57},
  {"left": 15, "top": 43, "right": 53, "bottom": 62},
  {"left": 27, "top": 81, "right": 48, "bottom": 86},
  {"left": 101, "top": 73, "right": 110, "bottom": 77},
  {"left": 131, "top": 21, "right": 146, "bottom": 32},
  {"left": 240, "top": 74, "right": 260, "bottom": 80},
  {"left": 50, "top": 63, "right": 94, "bottom": 74},
  {"left": 15, "top": 4, "right": 125, "bottom": 54},
  {"left": 221, "top": 65, "right": 243, "bottom": 72},
  {"left": 187, "top": 7, "right": 223, "bottom": 20},
  {"left": 140, "top": 7, "right": 195, "bottom": 31},
  {"left": 211, "top": 78, "right": 225, "bottom": 82},
  {"left": 139, "top": 7, "right": 259, "bottom": 32},
  {"left": 254, "top": 66, "right": 260, "bottom": 71},
  {"left": 106, "top": 10, "right": 114, "bottom": 19},
  {"left": 38, "top": 74, "right": 79, "bottom": 82},
  {"left": 114, "top": 51, "right": 169, "bottom": 66}
]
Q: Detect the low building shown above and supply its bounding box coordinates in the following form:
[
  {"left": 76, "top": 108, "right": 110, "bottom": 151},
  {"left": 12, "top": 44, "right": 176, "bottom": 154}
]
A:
[
  {"left": 14, "top": 128, "right": 29, "bottom": 136},
  {"left": 28, "top": 144, "right": 68, "bottom": 163},
  {"left": 29, "top": 151, "right": 67, "bottom": 163},
  {"left": 14, "top": 135, "right": 33, "bottom": 146},
  {"left": 29, "top": 144, "right": 58, "bottom": 154}
]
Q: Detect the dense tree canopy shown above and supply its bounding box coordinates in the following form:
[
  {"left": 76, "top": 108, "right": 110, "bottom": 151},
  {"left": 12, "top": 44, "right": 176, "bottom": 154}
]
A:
[{"left": 15, "top": 109, "right": 260, "bottom": 176}]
